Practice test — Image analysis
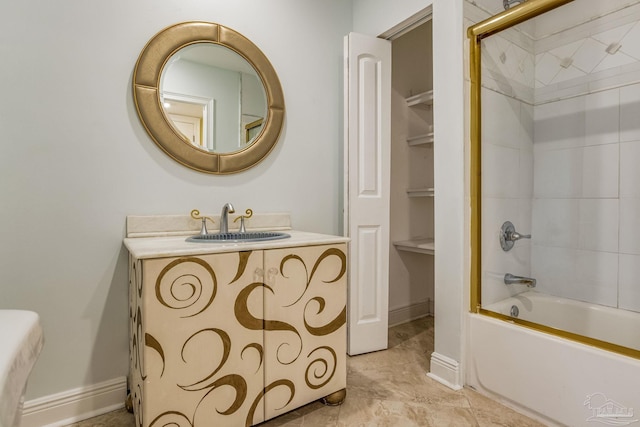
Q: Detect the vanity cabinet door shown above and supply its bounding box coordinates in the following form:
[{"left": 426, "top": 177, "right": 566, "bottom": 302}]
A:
[
  {"left": 262, "top": 244, "right": 347, "bottom": 421},
  {"left": 130, "top": 251, "right": 266, "bottom": 427}
]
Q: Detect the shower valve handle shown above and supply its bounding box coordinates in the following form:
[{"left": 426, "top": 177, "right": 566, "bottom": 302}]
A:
[
  {"left": 509, "top": 231, "right": 531, "bottom": 241},
  {"left": 500, "top": 221, "right": 531, "bottom": 251}
]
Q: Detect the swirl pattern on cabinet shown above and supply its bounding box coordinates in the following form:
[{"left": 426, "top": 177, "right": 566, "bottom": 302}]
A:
[{"left": 129, "top": 245, "right": 347, "bottom": 427}]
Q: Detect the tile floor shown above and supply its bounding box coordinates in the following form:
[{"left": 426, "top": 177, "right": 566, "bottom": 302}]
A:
[{"left": 66, "top": 317, "right": 545, "bottom": 426}]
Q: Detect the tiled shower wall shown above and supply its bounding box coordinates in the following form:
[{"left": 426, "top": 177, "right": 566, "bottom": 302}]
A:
[
  {"left": 481, "top": 87, "right": 533, "bottom": 306},
  {"left": 532, "top": 3, "right": 640, "bottom": 312},
  {"left": 532, "top": 89, "right": 640, "bottom": 312},
  {"left": 473, "top": 0, "right": 640, "bottom": 311},
  {"left": 470, "top": 0, "right": 535, "bottom": 306}
]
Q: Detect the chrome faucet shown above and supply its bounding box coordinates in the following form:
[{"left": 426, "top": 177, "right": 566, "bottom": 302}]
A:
[
  {"left": 190, "top": 209, "right": 214, "bottom": 236},
  {"left": 219, "top": 203, "right": 235, "bottom": 234},
  {"left": 500, "top": 221, "right": 531, "bottom": 251},
  {"left": 504, "top": 273, "right": 536, "bottom": 288}
]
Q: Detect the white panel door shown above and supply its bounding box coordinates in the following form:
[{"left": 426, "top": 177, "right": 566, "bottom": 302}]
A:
[
  {"left": 344, "top": 32, "right": 391, "bottom": 355},
  {"left": 168, "top": 113, "right": 201, "bottom": 147}
]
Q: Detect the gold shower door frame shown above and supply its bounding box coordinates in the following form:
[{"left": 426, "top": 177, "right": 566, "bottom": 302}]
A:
[{"left": 467, "top": 0, "right": 640, "bottom": 360}]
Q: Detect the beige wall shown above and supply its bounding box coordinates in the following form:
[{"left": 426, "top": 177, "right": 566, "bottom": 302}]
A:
[
  {"left": 0, "top": 0, "right": 469, "bottom": 404},
  {"left": 0, "top": 0, "right": 351, "bottom": 400}
]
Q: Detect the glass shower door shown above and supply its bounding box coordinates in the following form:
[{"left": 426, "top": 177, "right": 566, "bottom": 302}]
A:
[{"left": 468, "top": 0, "right": 640, "bottom": 358}]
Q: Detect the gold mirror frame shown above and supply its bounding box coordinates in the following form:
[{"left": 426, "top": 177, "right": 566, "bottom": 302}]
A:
[{"left": 133, "top": 22, "right": 285, "bottom": 174}]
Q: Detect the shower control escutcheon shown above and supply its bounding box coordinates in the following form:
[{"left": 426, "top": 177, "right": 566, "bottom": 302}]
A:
[{"left": 500, "top": 221, "right": 531, "bottom": 251}]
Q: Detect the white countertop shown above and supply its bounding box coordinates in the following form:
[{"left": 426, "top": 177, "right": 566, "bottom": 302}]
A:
[
  {"left": 124, "top": 230, "right": 349, "bottom": 259},
  {"left": 0, "top": 310, "right": 44, "bottom": 427}
]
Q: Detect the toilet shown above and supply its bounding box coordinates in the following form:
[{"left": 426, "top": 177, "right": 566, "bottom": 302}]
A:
[{"left": 0, "top": 310, "right": 44, "bottom": 427}]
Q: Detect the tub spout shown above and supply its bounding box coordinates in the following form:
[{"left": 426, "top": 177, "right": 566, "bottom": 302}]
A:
[{"left": 504, "top": 273, "right": 536, "bottom": 288}]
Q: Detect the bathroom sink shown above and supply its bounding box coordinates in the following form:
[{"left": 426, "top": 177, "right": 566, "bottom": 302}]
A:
[{"left": 186, "top": 231, "right": 291, "bottom": 243}]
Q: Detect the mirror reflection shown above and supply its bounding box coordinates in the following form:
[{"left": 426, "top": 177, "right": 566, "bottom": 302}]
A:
[{"left": 160, "top": 43, "right": 268, "bottom": 154}]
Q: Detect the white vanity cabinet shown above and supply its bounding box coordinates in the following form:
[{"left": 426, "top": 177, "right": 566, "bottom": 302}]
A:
[{"left": 127, "top": 239, "right": 347, "bottom": 427}]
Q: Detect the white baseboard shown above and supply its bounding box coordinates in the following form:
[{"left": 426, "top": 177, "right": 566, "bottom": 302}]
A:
[
  {"left": 388, "top": 299, "right": 432, "bottom": 327},
  {"left": 427, "top": 352, "right": 463, "bottom": 390},
  {"left": 20, "top": 377, "right": 127, "bottom": 427}
]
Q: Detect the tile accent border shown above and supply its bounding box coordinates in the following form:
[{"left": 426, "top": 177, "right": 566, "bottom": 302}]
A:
[{"left": 20, "top": 377, "right": 127, "bottom": 427}]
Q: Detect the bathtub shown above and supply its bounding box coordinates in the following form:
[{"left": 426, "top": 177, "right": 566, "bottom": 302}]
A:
[
  {"left": 467, "top": 292, "right": 640, "bottom": 427},
  {"left": 486, "top": 291, "right": 640, "bottom": 352}
]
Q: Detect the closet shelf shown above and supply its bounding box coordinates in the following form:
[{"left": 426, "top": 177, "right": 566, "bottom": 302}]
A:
[
  {"left": 407, "top": 132, "right": 434, "bottom": 146},
  {"left": 407, "top": 187, "right": 434, "bottom": 197},
  {"left": 405, "top": 90, "right": 433, "bottom": 109},
  {"left": 393, "top": 238, "right": 435, "bottom": 255}
]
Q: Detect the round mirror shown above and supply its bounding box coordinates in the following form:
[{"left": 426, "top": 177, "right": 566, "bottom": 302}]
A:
[
  {"left": 133, "top": 22, "right": 285, "bottom": 174},
  {"left": 161, "top": 43, "right": 268, "bottom": 153}
]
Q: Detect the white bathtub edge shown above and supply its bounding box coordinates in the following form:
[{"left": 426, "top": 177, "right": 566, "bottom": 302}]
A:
[
  {"left": 467, "top": 313, "right": 640, "bottom": 427},
  {"left": 20, "top": 376, "right": 127, "bottom": 427}
]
